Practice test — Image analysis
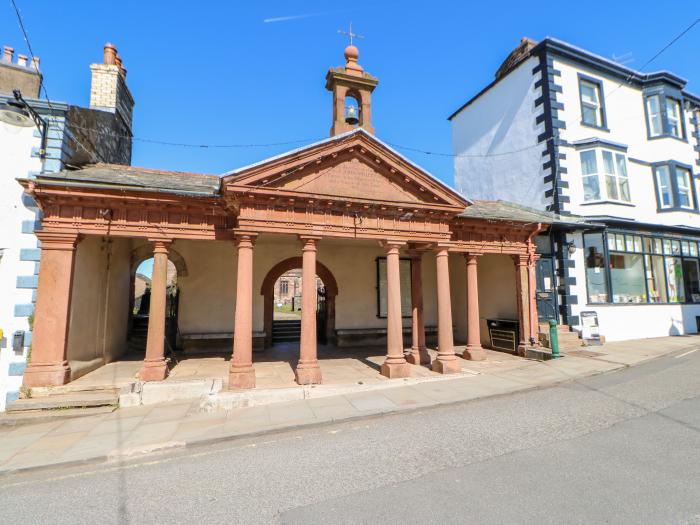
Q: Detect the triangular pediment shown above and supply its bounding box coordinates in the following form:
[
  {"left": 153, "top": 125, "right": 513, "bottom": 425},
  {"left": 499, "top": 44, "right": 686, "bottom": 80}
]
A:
[{"left": 223, "top": 129, "right": 468, "bottom": 209}]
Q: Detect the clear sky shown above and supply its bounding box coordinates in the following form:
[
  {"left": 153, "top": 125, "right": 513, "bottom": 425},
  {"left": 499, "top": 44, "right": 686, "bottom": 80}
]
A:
[{"left": 2, "top": 1, "right": 699, "bottom": 186}]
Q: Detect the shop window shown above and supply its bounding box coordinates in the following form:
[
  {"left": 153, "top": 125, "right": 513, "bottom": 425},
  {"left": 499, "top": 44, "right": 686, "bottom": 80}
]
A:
[
  {"left": 610, "top": 253, "right": 647, "bottom": 303},
  {"left": 665, "top": 257, "right": 685, "bottom": 303},
  {"left": 583, "top": 233, "right": 608, "bottom": 303},
  {"left": 645, "top": 255, "right": 668, "bottom": 303},
  {"left": 682, "top": 259, "right": 700, "bottom": 302}
]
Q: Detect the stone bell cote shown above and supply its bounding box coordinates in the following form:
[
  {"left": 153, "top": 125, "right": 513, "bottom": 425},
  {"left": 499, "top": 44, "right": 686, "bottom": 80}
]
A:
[{"left": 325, "top": 44, "right": 378, "bottom": 137}]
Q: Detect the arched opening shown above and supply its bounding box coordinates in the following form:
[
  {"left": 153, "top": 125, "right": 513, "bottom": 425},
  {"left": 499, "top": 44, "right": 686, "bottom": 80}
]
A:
[
  {"left": 344, "top": 91, "right": 361, "bottom": 127},
  {"left": 127, "top": 256, "right": 180, "bottom": 359},
  {"left": 271, "top": 269, "right": 327, "bottom": 345},
  {"left": 261, "top": 257, "right": 338, "bottom": 350}
]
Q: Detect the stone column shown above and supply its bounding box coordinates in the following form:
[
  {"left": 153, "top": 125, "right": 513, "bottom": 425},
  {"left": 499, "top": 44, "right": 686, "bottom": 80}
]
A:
[
  {"left": 406, "top": 251, "right": 429, "bottom": 365},
  {"left": 528, "top": 253, "right": 540, "bottom": 346},
  {"left": 380, "top": 242, "right": 410, "bottom": 379},
  {"left": 513, "top": 254, "right": 531, "bottom": 356},
  {"left": 463, "top": 253, "right": 487, "bottom": 361},
  {"left": 433, "top": 247, "right": 461, "bottom": 374},
  {"left": 22, "top": 232, "right": 80, "bottom": 387},
  {"left": 296, "top": 236, "right": 322, "bottom": 385},
  {"left": 139, "top": 240, "right": 171, "bottom": 381},
  {"left": 229, "top": 234, "right": 257, "bottom": 389}
]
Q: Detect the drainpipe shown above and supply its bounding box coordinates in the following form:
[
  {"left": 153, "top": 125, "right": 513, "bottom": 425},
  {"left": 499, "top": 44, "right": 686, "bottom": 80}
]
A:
[{"left": 527, "top": 223, "right": 545, "bottom": 345}]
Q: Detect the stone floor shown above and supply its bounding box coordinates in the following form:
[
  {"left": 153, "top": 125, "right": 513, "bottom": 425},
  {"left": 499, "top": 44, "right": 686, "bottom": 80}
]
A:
[{"left": 70, "top": 343, "right": 494, "bottom": 391}]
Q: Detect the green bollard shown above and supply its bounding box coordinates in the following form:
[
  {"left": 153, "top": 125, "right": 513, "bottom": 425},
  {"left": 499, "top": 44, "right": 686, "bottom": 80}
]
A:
[{"left": 549, "top": 319, "right": 560, "bottom": 359}]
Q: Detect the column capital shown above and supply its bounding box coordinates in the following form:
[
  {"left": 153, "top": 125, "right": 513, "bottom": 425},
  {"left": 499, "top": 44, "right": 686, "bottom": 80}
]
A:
[
  {"left": 464, "top": 253, "right": 483, "bottom": 264},
  {"left": 299, "top": 235, "right": 321, "bottom": 250},
  {"left": 512, "top": 254, "right": 529, "bottom": 266},
  {"left": 234, "top": 232, "right": 257, "bottom": 247},
  {"left": 381, "top": 240, "right": 405, "bottom": 254},
  {"left": 148, "top": 239, "right": 172, "bottom": 254},
  {"left": 35, "top": 231, "right": 81, "bottom": 251}
]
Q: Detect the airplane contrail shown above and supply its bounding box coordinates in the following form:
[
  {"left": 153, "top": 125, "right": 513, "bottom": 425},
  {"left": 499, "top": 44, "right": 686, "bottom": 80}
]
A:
[{"left": 263, "top": 12, "right": 330, "bottom": 23}]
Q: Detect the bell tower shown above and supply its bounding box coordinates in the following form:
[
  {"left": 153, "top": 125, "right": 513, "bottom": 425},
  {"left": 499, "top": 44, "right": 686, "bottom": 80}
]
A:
[{"left": 325, "top": 37, "right": 378, "bottom": 136}]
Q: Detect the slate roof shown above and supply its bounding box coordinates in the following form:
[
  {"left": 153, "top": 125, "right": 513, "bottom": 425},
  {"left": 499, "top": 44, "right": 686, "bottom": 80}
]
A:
[
  {"left": 36, "top": 163, "right": 221, "bottom": 196},
  {"left": 458, "top": 200, "right": 594, "bottom": 227}
]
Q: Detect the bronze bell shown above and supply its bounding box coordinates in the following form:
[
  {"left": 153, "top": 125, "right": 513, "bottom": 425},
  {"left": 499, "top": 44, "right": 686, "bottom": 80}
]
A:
[{"left": 344, "top": 105, "right": 359, "bottom": 125}]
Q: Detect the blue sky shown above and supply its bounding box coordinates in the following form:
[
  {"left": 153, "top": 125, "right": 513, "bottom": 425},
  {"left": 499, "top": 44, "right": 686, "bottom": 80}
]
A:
[{"left": 2, "top": 1, "right": 699, "bottom": 186}]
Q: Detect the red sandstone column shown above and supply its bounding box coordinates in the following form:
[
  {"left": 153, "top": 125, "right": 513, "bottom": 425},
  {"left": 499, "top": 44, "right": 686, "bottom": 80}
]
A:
[
  {"left": 380, "top": 242, "right": 410, "bottom": 379},
  {"left": 463, "top": 253, "right": 487, "bottom": 361},
  {"left": 513, "top": 254, "right": 532, "bottom": 356},
  {"left": 22, "top": 232, "right": 80, "bottom": 387},
  {"left": 433, "top": 247, "right": 461, "bottom": 374},
  {"left": 406, "top": 251, "right": 429, "bottom": 365},
  {"left": 229, "top": 234, "right": 256, "bottom": 389},
  {"left": 139, "top": 240, "right": 171, "bottom": 381},
  {"left": 528, "top": 253, "right": 540, "bottom": 346},
  {"left": 296, "top": 236, "right": 322, "bottom": 385}
]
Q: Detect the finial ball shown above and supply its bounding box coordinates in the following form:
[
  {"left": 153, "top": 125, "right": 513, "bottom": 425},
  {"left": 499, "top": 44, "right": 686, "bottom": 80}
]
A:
[{"left": 344, "top": 45, "right": 359, "bottom": 61}]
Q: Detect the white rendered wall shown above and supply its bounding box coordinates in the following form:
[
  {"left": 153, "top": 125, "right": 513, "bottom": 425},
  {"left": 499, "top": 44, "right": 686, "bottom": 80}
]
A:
[
  {"left": 451, "top": 56, "right": 547, "bottom": 207},
  {"left": 553, "top": 57, "right": 699, "bottom": 227},
  {"left": 0, "top": 122, "right": 42, "bottom": 410}
]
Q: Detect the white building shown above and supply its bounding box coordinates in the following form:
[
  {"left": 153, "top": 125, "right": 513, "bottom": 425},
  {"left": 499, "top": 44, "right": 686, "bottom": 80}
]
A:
[
  {"left": 450, "top": 37, "right": 700, "bottom": 342},
  {"left": 0, "top": 43, "right": 133, "bottom": 410}
]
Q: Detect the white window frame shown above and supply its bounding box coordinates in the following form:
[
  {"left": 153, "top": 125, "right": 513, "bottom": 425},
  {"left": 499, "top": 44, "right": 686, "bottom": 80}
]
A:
[
  {"left": 665, "top": 97, "right": 682, "bottom": 138},
  {"left": 646, "top": 95, "right": 663, "bottom": 137},
  {"left": 579, "top": 79, "right": 603, "bottom": 127},
  {"left": 655, "top": 165, "right": 673, "bottom": 209},
  {"left": 579, "top": 148, "right": 631, "bottom": 204},
  {"left": 676, "top": 167, "right": 694, "bottom": 209}
]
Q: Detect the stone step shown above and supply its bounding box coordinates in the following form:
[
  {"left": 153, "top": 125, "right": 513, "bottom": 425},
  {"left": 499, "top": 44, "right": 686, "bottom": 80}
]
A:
[
  {"left": 272, "top": 328, "right": 302, "bottom": 336},
  {"left": 273, "top": 321, "right": 301, "bottom": 327},
  {"left": 272, "top": 336, "right": 301, "bottom": 343},
  {"left": 7, "top": 391, "right": 119, "bottom": 412},
  {"left": 0, "top": 406, "right": 116, "bottom": 427}
]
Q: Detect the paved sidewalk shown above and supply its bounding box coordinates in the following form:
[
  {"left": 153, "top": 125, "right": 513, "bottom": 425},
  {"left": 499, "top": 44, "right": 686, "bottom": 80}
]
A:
[{"left": 0, "top": 336, "right": 697, "bottom": 475}]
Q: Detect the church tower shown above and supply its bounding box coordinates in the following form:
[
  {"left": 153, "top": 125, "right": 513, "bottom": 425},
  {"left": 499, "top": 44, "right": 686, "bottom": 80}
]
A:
[{"left": 325, "top": 39, "right": 378, "bottom": 137}]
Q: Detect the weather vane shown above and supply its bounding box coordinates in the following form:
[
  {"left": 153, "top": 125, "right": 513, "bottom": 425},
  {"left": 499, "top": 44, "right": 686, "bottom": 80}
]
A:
[{"left": 338, "top": 23, "right": 364, "bottom": 46}]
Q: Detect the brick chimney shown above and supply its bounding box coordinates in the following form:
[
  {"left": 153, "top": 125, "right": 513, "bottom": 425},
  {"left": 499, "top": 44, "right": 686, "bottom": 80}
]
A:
[
  {"left": 89, "top": 42, "right": 134, "bottom": 129},
  {"left": 0, "top": 45, "right": 42, "bottom": 97}
]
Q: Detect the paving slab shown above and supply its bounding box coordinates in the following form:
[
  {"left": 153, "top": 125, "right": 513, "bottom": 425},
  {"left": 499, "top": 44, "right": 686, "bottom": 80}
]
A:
[{"left": 0, "top": 335, "right": 697, "bottom": 475}]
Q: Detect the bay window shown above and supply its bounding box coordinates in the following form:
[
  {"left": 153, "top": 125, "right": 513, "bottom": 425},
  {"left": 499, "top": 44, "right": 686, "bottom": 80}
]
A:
[
  {"left": 645, "top": 89, "right": 685, "bottom": 140},
  {"left": 653, "top": 163, "right": 697, "bottom": 212},
  {"left": 579, "top": 149, "right": 630, "bottom": 203}
]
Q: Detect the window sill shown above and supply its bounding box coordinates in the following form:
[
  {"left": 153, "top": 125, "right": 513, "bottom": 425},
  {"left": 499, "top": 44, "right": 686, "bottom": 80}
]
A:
[
  {"left": 648, "top": 133, "right": 687, "bottom": 143},
  {"left": 580, "top": 200, "right": 635, "bottom": 207},
  {"left": 580, "top": 122, "right": 610, "bottom": 132},
  {"left": 657, "top": 206, "right": 699, "bottom": 214}
]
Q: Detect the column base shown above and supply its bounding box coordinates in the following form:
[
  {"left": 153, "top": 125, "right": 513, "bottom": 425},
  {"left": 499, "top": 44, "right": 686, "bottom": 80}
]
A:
[
  {"left": 462, "top": 345, "right": 487, "bottom": 361},
  {"left": 517, "top": 343, "right": 528, "bottom": 357},
  {"left": 138, "top": 358, "right": 168, "bottom": 382},
  {"left": 295, "top": 362, "right": 322, "bottom": 385},
  {"left": 22, "top": 362, "right": 71, "bottom": 388},
  {"left": 229, "top": 365, "right": 256, "bottom": 390},
  {"left": 406, "top": 347, "right": 431, "bottom": 366},
  {"left": 380, "top": 360, "right": 411, "bottom": 379},
  {"left": 432, "top": 356, "right": 462, "bottom": 374}
]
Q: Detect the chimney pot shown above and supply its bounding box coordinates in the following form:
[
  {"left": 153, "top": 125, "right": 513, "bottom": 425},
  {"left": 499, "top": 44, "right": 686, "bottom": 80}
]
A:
[
  {"left": 30, "top": 56, "right": 40, "bottom": 70},
  {"left": 2, "top": 46, "right": 13, "bottom": 63},
  {"left": 115, "top": 54, "right": 122, "bottom": 69},
  {"left": 103, "top": 42, "right": 117, "bottom": 65},
  {"left": 17, "top": 54, "right": 27, "bottom": 67}
]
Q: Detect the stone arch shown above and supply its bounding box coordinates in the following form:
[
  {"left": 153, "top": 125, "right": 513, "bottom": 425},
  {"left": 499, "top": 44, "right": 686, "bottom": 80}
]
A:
[
  {"left": 127, "top": 244, "right": 188, "bottom": 336},
  {"left": 130, "top": 244, "right": 188, "bottom": 277},
  {"left": 261, "top": 257, "right": 338, "bottom": 348}
]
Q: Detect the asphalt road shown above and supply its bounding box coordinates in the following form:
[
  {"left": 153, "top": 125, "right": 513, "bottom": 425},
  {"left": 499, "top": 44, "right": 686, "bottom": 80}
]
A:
[{"left": 2, "top": 347, "right": 700, "bottom": 524}]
